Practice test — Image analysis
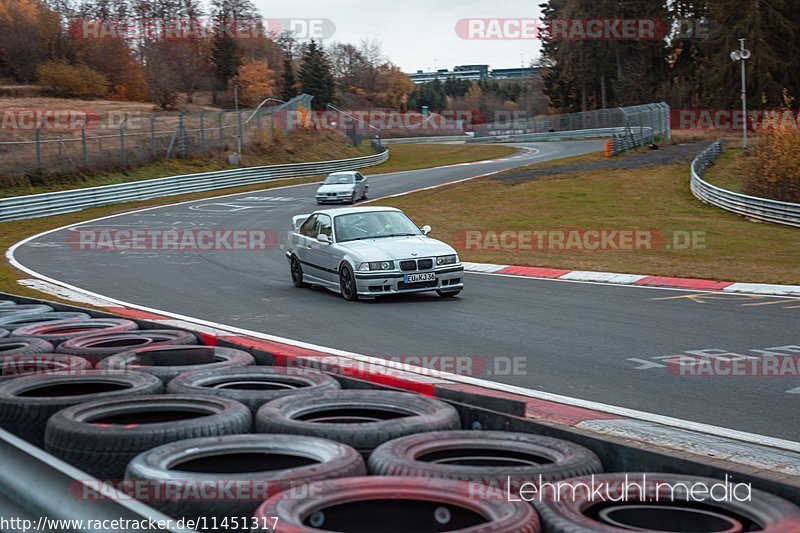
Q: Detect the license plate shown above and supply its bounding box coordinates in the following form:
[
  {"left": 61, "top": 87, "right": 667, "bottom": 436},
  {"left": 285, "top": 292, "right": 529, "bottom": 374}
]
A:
[{"left": 404, "top": 272, "right": 436, "bottom": 283}]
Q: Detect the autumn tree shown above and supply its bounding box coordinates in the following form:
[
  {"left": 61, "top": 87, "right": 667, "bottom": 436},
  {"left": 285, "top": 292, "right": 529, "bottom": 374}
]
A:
[
  {"left": 0, "top": 0, "right": 64, "bottom": 82},
  {"left": 72, "top": 39, "right": 148, "bottom": 101},
  {"left": 233, "top": 59, "right": 275, "bottom": 107},
  {"left": 372, "top": 64, "right": 413, "bottom": 109},
  {"left": 37, "top": 59, "right": 108, "bottom": 97}
]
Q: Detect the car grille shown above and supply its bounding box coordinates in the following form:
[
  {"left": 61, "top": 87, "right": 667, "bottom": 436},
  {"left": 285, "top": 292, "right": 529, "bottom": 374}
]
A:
[
  {"left": 400, "top": 260, "right": 416, "bottom": 271},
  {"left": 400, "top": 258, "right": 433, "bottom": 271},
  {"left": 398, "top": 280, "right": 438, "bottom": 290}
]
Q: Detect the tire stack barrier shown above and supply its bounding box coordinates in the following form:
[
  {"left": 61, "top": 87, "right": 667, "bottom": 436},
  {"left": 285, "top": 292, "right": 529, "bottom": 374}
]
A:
[{"left": 0, "top": 294, "right": 798, "bottom": 532}]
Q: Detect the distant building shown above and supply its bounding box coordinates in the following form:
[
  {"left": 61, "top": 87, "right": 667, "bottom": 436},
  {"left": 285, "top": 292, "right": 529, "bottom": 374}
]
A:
[
  {"left": 406, "top": 64, "right": 539, "bottom": 84},
  {"left": 491, "top": 67, "right": 540, "bottom": 80}
]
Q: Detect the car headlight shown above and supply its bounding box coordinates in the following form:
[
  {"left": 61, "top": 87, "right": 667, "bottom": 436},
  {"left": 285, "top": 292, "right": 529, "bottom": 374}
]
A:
[
  {"left": 358, "top": 261, "right": 394, "bottom": 271},
  {"left": 338, "top": 190, "right": 352, "bottom": 196},
  {"left": 436, "top": 254, "right": 458, "bottom": 266}
]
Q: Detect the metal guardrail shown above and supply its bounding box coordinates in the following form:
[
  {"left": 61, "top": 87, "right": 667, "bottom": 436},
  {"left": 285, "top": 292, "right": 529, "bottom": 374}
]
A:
[
  {"left": 0, "top": 149, "right": 389, "bottom": 222},
  {"left": 690, "top": 141, "right": 800, "bottom": 228},
  {"left": 381, "top": 135, "right": 473, "bottom": 144},
  {"left": 466, "top": 127, "right": 634, "bottom": 143},
  {"left": 383, "top": 128, "right": 639, "bottom": 145}
]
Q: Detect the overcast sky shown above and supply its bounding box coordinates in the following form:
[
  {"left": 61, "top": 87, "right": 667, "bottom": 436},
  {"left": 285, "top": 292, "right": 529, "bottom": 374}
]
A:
[{"left": 254, "top": 0, "right": 545, "bottom": 72}]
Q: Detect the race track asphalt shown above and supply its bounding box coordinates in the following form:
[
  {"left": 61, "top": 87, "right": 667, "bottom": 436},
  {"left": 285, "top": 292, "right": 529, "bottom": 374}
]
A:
[{"left": 13, "top": 140, "right": 800, "bottom": 441}]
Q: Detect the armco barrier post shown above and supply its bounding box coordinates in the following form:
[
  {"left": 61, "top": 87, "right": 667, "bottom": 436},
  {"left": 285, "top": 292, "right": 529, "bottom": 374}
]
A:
[
  {"left": 119, "top": 117, "right": 127, "bottom": 168},
  {"left": 199, "top": 111, "right": 206, "bottom": 153},
  {"left": 81, "top": 125, "right": 88, "bottom": 171},
  {"left": 218, "top": 112, "right": 224, "bottom": 152},
  {"left": 150, "top": 116, "right": 157, "bottom": 159},
  {"left": 35, "top": 128, "right": 41, "bottom": 171}
]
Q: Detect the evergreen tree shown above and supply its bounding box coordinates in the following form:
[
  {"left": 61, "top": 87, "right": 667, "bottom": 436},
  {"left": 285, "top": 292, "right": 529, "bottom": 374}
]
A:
[
  {"left": 299, "top": 40, "right": 335, "bottom": 109},
  {"left": 211, "top": 33, "right": 240, "bottom": 88},
  {"left": 281, "top": 56, "right": 298, "bottom": 101}
]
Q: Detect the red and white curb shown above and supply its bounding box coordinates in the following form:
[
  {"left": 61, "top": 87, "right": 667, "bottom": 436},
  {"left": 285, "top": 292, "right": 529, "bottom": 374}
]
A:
[
  {"left": 462, "top": 262, "right": 800, "bottom": 296},
  {"left": 16, "top": 277, "right": 800, "bottom": 477}
]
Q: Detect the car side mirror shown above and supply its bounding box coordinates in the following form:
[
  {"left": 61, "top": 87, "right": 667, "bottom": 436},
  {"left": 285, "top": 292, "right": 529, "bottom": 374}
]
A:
[
  {"left": 421, "top": 225, "right": 432, "bottom": 235},
  {"left": 317, "top": 234, "right": 331, "bottom": 244}
]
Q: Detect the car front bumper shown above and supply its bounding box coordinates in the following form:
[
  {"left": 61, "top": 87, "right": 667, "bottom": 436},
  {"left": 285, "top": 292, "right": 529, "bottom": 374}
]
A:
[
  {"left": 353, "top": 266, "right": 464, "bottom": 296},
  {"left": 315, "top": 194, "right": 353, "bottom": 203}
]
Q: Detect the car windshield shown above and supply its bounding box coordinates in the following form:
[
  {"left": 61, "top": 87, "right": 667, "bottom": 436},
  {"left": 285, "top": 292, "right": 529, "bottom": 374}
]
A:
[
  {"left": 323, "top": 174, "right": 354, "bottom": 185},
  {"left": 334, "top": 211, "right": 422, "bottom": 242}
]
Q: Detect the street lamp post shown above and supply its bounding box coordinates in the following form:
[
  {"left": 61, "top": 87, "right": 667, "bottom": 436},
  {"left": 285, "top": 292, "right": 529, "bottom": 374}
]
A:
[
  {"left": 730, "top": 38, "right": 751, "bottom": 150},
  {"left": 233, "top": 84, "right": 243, "bottom": 160}
]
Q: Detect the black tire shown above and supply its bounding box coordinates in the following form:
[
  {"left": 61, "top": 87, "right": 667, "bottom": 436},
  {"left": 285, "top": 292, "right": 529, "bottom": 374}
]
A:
[
  {"left": 167, "top": 366, "right": 341, "bottom": 412},
  {"left": 125, "top": 434, "right": 366, "bottom": 520},
  {"left": 0, "top": 337, "right": 54, "bottom": 356},
  {"left": 349, "top": 191, "right": 356, "bottom": 204},
  {"left": 533, "top": 472, "right": 800, "bottom": 532},
  {"left": 11, "top": 318, "right": 139, "bottom": 346},
  {"left": 0, "top": 304, "right": 54, "bottom": 319},
  {"left": 0, "top": 328, "right": 7, "bottom": 339},
  {"left": 0, "top": 311, "right": 91, "bottom": 329},
  {"left": 56, "top": 330, "right": 198, "bottom": 362},
  {"left": 437, "top": 290, "right": 461, "bottom": 298},
  {"left": 255, "top": 390, "right": 460, "bottom": 456},
  {"left": 290, "top": 255, "right": 311, "bottom": 288},
  {"left": 45, "top": 395, "right": 252, "bottom": 479},
  {"left": 0, "top": 354, "right": 93, "bottom": 383},
  {"left": 98, "top": 345, "right": 254, "bottom": 384},
  {"left": 339, "top": 263, "right": 358, "bottom": 301},
  {"left": 369, "top": 430, "right": 603, "bottom": 490},
  {"left": 253, "top": 476, "right": 541, "bottom": 532},
  {"left": 0, "top": 370, "right": 162, "bottom": 447}
]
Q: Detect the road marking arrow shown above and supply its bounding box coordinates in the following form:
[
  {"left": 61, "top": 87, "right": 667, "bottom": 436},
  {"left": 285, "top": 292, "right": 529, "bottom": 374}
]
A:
[{"left": 787, "top": 387, "right": 800, "bottom": 394}]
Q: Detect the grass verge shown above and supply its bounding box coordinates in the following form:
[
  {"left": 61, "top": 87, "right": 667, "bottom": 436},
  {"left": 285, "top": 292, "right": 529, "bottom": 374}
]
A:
[
  {"left": 701, "top": 148, "right": 747, "bottom": 193},
  {"left": 370, "top": 154, "right": 800, "bottom": 285},
  {"left": 0, "top": 142, "right": 519, "bottom": 301},
  {"left": 361, "top": 143, "right": 517, "bottom": 174}
]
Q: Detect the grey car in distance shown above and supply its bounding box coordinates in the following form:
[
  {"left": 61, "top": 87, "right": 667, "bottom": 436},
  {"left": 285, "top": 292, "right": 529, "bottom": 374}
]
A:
[
  {"left": 315, "top": 171, "right": 369, "bottom": 204},
  {"left": 286, "top": 207, "right": 464, "bottom": 301}
]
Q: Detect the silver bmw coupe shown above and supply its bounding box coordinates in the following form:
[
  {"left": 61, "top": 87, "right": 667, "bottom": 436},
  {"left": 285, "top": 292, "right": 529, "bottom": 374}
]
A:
[{"left": 286, "top": 207, "right": 464, "bottom": 301}]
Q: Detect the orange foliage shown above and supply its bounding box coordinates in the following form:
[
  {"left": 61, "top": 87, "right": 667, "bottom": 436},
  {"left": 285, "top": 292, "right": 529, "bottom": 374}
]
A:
[
  {"left": 234, "top": 60, "right": 276, "bottom": 107},
  {"left": 745, "top": 127, "right": 800, "bottom": 203}
]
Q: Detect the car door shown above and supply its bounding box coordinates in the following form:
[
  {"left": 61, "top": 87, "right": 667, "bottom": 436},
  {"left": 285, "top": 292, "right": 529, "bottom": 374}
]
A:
[
  {"left": 355, "top": 173, "right": 367, "bottom": 197},
  {"left": 306, "top": 214, "right": 337, "bottom": 282},
  {"left": 296, "top": 215, "right": 324, "bottom": 282}
]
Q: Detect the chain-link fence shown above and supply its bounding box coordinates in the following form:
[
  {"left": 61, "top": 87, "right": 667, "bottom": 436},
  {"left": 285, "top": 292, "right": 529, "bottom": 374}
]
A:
[
  {"left": 0, "top": 94, "right": 316, "bottom": 179},
  {"left": 473, "top": 102, "right": 671, "bottom": 144}
]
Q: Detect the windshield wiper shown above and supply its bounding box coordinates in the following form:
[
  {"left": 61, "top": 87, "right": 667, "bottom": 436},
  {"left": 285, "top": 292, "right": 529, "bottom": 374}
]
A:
[{"left": 372, "top": 233, "right": 418, "bottom": 239}]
